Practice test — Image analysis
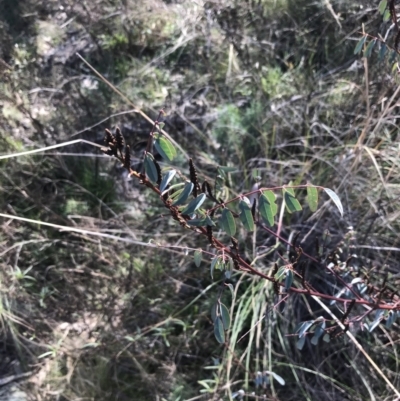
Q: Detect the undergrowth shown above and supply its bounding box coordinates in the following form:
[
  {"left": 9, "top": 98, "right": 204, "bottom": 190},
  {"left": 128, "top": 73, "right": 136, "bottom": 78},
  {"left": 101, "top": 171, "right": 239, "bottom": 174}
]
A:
[{"left": 1, "top": 0, "right": 400, "bottom": 400}]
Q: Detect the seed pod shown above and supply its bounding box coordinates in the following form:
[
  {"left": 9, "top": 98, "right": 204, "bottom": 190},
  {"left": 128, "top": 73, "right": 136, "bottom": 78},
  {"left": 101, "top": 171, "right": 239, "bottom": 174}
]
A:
[
  {"left": 124, "top": 145, "right": 131, "bottom": 169},
  {"left": 115, "top": 126, "right": 125, "bottom": 151},
  {"left": 189, "top": 158, "right": 200, "bottom": 197},
  {"left": 104, "top": 128, "right": 114, "bottom": 146}
]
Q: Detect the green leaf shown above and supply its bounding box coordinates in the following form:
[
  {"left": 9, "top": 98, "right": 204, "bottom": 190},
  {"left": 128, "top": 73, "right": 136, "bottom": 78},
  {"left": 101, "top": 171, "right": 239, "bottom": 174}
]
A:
[
  {"left": 354, "top": 36, "right": 366, "bottom": 55},
  {"left": 159, "top": 169, "right": 176, "bottom": 193},
  {"left": 323, "top": 333, "right": 330, "bottom": 343},
  {"left": 307, "top": 186, "right": 318, "bottom": 212},
  {"left": 194, "top": 249, "right": 202, "bottom": 267},
  {"left": 379, "top": 0, "right": 387, "bottom": 14},
  {"left": 364, "top": 39, "right": 376, "bottom": 58},
  {"left": 259, "top": 191, "right": 277, "bottom": 226},
  {"left": 274, "top": 266, "right": 286, "bottom": 281},
  {"left": 323, "top": 188, "right": 343, "bottom": 216},
  {"left": 379, "top": 43, "right": 387, "bottom": 61},
  {"left": 144, "top": 153, "right": 159, "bottom": 183},
  {"left": 383, "top": 8, "right": 391, "bottom": 21},
  {"left": 239, "top": 199, "right": 255, "bottom": 231},
  {"left": 284, "top": 269, "right": 293, "bottom": 292},
  {"left": 154, "top": 134, "right": 177, "bottom": 161},
  {"left": 214, "top": 316, "right": 225, "bottom": 344},
  {"left": 220, "top": 208, "right": 236, "bottom": 236},
  {"left": 181, "top": 193, "right": 207, "bottom": 215},
  {"left": 283, "top": 188, "right": 302, "bottom": 213},
  {"left": 172, "top": 182, "right": 194, "bottom": 206},
  {"left": 220, "top": 303, "right": 231, "bottom": 330}
]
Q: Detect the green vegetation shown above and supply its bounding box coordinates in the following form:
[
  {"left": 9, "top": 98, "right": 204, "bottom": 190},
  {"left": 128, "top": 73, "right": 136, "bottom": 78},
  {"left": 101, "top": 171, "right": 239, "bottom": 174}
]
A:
[{"left": 1, "top": 0, "right": 400, "bottom": 400}]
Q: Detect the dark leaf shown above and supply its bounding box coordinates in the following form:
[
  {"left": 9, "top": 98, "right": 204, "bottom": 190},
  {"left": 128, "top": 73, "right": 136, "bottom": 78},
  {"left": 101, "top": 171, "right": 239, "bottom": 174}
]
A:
[
  {"left": 283, "top": 188, "right": 302, "bottom": 213},
  {"left": 239, "top": 199, "right": 255, "bottom": 231},
  {"left": 220, "top": 303, "right": 231, "bottom": 330},
  {"left": 297, "top": 336, "right": 306, "bottom": 350},
  {"left": 379, "top": 43, "right": 387, "bottom": 61},
  {"left": 187, "top": 218, "right": 208, "bottom": 227},
  {"left": 259, "top": 191, "right": 277, "bottom": 226},
  {"left": 172, "top": 182, "right": 194, "bottom": 206},
  {"left": 220, "top": 208, "right": 236, "bottom": 236},
  {"left": 214, "top": 316, "right": 225, "bottom": 343},
  {"left": 354, "top": 36, "right": 367, "bottom": 55},
  {"left": 211, "top": 302, "right": 218, "bottom": 322},
  {"left": 181, "top": 193, "right": 207, "bottom": 215},
  {"left": 311, "top": 322, "right": 326, "bottom": 345},
  {"left": 364, "top": 39, "right": 376, "bottom": 58},
  {"left": 284, "top": 269, "right": 294, "bottom": 292},
  {"left": 144, "top": 153, "right": 159, "bottom": 183}
]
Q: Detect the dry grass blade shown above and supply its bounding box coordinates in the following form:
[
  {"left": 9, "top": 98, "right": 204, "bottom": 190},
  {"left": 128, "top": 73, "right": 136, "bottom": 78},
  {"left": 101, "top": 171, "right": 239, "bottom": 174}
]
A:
[{"left": 0, "top": 139, "right": 103, "bottom": 160}]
